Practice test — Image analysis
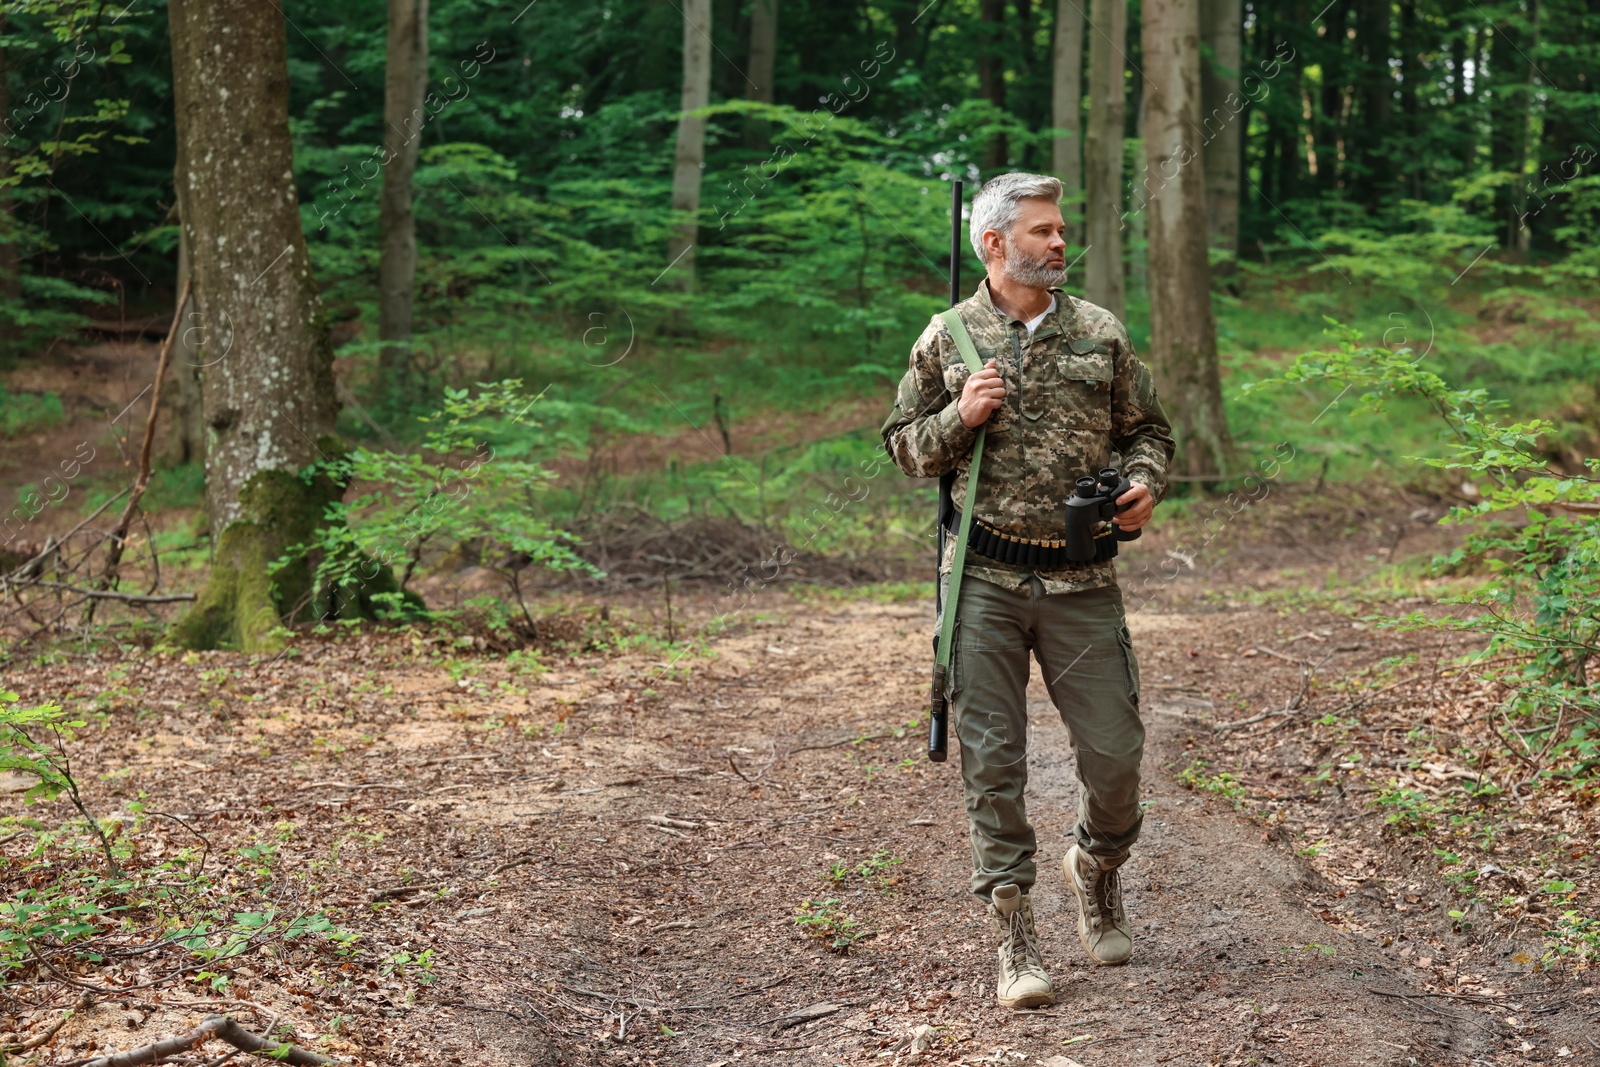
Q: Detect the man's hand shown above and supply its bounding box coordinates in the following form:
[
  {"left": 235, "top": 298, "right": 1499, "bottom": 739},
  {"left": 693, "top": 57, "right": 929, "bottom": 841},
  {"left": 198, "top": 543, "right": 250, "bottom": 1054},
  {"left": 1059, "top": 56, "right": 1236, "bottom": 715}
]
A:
[
  {"left": 958, "top": 359, "right": 1006, "bottom": 429},
  {"left": 1113, "top": 481, "right": 1155, "bottom": 533}
]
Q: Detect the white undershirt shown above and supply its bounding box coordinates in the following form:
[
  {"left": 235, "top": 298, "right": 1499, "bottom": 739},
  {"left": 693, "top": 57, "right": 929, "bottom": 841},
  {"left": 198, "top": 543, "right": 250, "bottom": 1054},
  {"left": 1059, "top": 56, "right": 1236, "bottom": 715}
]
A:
[{"left": 1022, "top": 295, "right": 1057, "bottom": 341}]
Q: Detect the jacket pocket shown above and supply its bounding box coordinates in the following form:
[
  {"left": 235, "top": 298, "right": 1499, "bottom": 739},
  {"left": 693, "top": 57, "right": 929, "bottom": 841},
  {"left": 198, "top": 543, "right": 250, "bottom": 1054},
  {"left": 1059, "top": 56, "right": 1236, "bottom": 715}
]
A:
[{"left": 1055, "top": 344, "right": 1113, "bottom": 430}]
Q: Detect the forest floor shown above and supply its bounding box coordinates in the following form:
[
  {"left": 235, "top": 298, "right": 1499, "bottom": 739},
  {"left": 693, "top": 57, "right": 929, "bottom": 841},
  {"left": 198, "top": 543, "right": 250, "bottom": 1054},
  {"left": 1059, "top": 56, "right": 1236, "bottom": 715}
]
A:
[{"left": 5, "top": 506, "right": 1598, "bottom": 1066}]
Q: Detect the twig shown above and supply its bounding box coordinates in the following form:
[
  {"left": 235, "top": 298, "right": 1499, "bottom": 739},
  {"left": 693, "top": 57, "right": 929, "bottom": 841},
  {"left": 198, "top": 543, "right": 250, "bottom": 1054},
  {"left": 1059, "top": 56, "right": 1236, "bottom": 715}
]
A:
[
  {"left": 0, "top": 990, "right": 93, "bottom": 1053},
  {"left": 369, "top": 881, "right": 444, "bottom": 900},
  {"left": 11, "top": 580, "right": 195, "bottom": 603},
  {"left": 144, "top": 810, "right": 211, "bottom": 881},
  {"left": 2, "top": 487, "right": 128, "bottom": 583},
  {"left": 1213, "top": 707, "right": 1296, "bottom": 733},
  {"left": 1245, "top": 645, "right": 1315, "bottom": 667},
  {"left": 48, "top": 739, "right": 118, "bottom": 875},
  {"left": 80, "top": 1013, "right": 330, "bottom": 1067},
  {"left": 91, "top": 278, "right": 190, "bottom": 620},
  {"left": 1366, "top": 987, "right": 1529, "bottom": 1006},
  {"left": 783, "top": 733, "right": 891, "bottom": 758},
  {"left": 301, "top": 781, "right": 409, "bottom": 792},
  {"left": 727, "top": 752, "right": 757, "bottom": 782}
]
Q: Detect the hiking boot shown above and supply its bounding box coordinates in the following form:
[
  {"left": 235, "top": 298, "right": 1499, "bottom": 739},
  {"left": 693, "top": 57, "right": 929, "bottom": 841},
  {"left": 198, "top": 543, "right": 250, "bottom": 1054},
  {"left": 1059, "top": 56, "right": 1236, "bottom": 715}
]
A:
[
  {"left": 987, "top": 884, "right": 1055, "bottom": 1008},
  {"left": 1065, "top": 844, "right": 1133, "bottom": 965}
]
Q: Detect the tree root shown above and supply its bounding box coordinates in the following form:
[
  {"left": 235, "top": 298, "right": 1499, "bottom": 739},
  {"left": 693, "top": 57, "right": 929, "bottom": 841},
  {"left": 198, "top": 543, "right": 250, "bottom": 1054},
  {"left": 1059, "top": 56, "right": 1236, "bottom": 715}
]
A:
[{"left": 79, "top": 1015, "right": 332, "bottom": 1067}]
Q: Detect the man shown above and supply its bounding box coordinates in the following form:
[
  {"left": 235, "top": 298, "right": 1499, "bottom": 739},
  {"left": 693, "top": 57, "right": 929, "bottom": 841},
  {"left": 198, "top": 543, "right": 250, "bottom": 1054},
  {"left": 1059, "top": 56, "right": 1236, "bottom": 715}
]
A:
[{"left": 880, "top": 172, "right": 1175, "bottom": 1009}]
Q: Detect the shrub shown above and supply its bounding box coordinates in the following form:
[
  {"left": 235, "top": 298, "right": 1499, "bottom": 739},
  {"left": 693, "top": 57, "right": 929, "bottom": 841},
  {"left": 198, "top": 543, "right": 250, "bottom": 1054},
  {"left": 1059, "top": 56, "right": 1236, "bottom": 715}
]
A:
[
  {"left": 1258, "top": 321, "right": 1599, "bottom": 758},
  {"left": 276, "top": 379, "right": 602, "bottom": 627}
]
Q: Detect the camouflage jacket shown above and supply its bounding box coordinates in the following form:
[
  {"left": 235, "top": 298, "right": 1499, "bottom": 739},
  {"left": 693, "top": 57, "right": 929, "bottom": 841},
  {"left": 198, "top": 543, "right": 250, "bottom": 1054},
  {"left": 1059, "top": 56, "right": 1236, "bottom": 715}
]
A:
[{"left": 879, "top": 279, "right": 1176, "bottom": 595}]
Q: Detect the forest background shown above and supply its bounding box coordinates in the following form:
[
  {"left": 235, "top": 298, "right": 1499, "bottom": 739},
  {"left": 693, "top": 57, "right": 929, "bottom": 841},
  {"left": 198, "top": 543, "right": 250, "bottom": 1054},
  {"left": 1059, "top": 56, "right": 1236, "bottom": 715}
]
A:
[{"left": 0, "top": 0, "right": 1597, "bottom": 1063}]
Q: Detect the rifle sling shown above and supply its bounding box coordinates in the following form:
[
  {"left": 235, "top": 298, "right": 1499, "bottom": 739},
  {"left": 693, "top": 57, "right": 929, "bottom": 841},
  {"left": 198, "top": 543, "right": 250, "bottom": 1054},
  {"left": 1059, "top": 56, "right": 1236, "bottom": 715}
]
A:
[{"left": 935, "top": 308, "right": 987, "bottom": 672}]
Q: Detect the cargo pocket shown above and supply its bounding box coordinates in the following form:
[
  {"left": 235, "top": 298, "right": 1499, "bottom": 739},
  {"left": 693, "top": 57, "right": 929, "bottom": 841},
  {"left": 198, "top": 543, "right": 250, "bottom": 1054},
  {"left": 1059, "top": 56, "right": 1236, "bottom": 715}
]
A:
[{"left": 1115, "top": 622, "right": 1140, "bottom": 707}]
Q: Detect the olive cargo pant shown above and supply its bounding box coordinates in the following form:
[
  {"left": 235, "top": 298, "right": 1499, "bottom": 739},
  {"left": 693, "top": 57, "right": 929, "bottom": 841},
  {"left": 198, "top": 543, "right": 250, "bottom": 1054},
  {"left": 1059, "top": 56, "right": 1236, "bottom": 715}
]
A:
[{"left": 944, "top": 575, "right": 1144, "bottom": 902}]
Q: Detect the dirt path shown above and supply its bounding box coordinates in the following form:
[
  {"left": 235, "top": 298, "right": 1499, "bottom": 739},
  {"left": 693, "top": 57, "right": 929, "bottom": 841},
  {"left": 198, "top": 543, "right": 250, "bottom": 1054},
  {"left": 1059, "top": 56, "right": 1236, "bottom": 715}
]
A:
[
  {"left": 9, "top": 591, "right": 1584, "bottom": 1066},
  {"left": 379, "top": 599, "right": 1542, "bottom": 1066}
]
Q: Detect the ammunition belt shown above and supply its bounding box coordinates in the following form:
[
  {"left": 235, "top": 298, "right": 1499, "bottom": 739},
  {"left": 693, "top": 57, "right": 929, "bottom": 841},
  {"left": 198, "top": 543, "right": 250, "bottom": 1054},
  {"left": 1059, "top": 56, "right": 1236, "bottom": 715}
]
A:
[{"left": 941, "top": 512, "right": 1119, "bottom": 567}]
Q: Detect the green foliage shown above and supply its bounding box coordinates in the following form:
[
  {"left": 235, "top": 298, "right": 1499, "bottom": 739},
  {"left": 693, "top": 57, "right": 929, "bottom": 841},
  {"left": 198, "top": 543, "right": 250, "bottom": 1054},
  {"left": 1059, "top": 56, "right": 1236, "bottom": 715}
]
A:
[
  {"left": 1260, "top": 321, "right": 1600, "bottom": 752},
  {"left": 0, "top": 690, "right": 83, "bottom": 803},
  {"left": 1543, "top": 911, "right": 1600, "bottom": 966},
  {"left": 0, "top": 0, "right": 146, "bottom": 356},
  {"left": 793, "top": 898, "right": 866, "bottom": 953},
  {"left": 820, "top": 849, "right": 905, "bottom": 892},
  {"left": 1370, "top": 785, "right": 1441, "bottom": 836},
  {"left": 0, "top": 384, "right": 64, "bottom": 437},
  {"left": 1177, "top": 759, "right": 1246, "bottom": 808},
  {"left": 379, "top": 947, "right": 438, "bottom": 984},
  {"left": 274, "top": 380, "right": 601, "bottom": 621},
  {"left": 1310, "top": 198, "right": 1497, "bottom": 300}
]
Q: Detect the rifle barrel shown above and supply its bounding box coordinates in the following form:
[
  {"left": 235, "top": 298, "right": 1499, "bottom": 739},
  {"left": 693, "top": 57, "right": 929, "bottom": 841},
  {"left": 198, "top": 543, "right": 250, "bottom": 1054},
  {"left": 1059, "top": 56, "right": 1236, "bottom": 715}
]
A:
[{"left": 948, "top": 180, "right": 963, "bottom": 308}]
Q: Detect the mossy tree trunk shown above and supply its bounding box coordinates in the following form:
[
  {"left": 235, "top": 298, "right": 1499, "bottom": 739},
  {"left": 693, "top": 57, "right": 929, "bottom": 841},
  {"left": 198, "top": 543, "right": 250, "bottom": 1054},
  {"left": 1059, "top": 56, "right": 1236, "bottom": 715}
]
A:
[{"left": 167, "top": 1, "right": 377, "bottom": 652}]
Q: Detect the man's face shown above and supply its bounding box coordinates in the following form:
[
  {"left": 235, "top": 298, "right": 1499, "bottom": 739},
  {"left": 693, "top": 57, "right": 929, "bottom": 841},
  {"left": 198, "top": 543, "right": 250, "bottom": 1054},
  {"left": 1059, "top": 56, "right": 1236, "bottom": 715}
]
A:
[{"left": 985, "top": 198, "right": 1068, "bottom": 289}]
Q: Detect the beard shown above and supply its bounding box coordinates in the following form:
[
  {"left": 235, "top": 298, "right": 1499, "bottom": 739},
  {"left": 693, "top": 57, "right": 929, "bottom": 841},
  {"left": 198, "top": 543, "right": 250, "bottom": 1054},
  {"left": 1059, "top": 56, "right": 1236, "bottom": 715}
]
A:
[{"left": 1000, "top": 243, "right": 1067, "bottom": 289}]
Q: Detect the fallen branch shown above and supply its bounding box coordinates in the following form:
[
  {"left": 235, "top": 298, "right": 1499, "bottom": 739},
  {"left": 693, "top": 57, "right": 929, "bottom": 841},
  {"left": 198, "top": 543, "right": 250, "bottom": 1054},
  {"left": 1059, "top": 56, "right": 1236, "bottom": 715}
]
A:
[
  {"left": 0, "top": 990, "right": 93, "bottom": 1053},
  {"left": 80, "top": 1014, "right": 331, "bottom": 1067},
  {"left": 489, "top": 854, "right": 536, "bottom": 876},
  {"left": 765, "top": 1000, "right": 849, "bottom": 1032}
]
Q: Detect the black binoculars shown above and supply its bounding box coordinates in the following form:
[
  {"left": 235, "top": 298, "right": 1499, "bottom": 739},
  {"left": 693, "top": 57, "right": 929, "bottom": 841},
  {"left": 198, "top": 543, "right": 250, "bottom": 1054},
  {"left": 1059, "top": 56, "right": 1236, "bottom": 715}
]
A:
[{"left": 1063, "top": 467, "right": 1141, "bottom": 563}]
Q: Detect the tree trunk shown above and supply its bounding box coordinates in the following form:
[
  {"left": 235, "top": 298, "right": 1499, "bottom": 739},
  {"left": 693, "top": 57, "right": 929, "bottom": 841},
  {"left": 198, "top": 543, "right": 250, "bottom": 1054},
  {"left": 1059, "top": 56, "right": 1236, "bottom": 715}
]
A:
[
  {"left": 1508, "top": 0, "right": 1540, "bottom": 254},
  {"left": 1083, "top": 0, "right": 1125, "bottom": 317},
  {"left": 168, "top": 0, "right": 345, "bottom": 652},
  {"left": 1397, "top": 0, "right": 1420, "bottom": 197},
  {"left": 1317, "top": 0, "right": 1348, "bottom": 193},
  {"left": 172, "top": 214, "right": 204, "bottom": 467},
  {"left": 1199, "top": 0, "right": 1240, "bottom": 267},
  {"left": 743, "top": 0, "right": 778, "bottom": 149},
  {"left": 1352, "top": 0, "right": 1391, "bottom": 209},
  {"left": 0, "top": 27, "right": 20, "bottom": 305},
  {"left": 1128, "top": 80, "right": 1147, "bottom": 309},
  {"left": 1142, "top": 0, "right": 1231, "bottom": 479},
  {"left": 1463, "top": 24, "right": 1481, "bottom": 175},
  {"left": 1448, "top": 11, "right": 1466, "bottom": 107},
  {"left": 979, "top": 0, "right": 1008, "bottom": 171},
  {"left": 667, "top": 0, "right": 712, "bottom": 291},
  {"left": 1053, "top": 0, "right": 1085, "bottom": 238},
  {"left": 378, "top": 0, "right": 429, "bottom": 403}
]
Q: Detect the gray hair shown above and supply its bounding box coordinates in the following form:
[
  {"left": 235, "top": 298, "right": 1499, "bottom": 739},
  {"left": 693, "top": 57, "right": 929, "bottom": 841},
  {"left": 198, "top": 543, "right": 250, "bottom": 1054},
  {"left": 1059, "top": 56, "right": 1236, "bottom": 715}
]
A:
[{"left": 968, "top": 172, "right": 1064, "bottom": 264}]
